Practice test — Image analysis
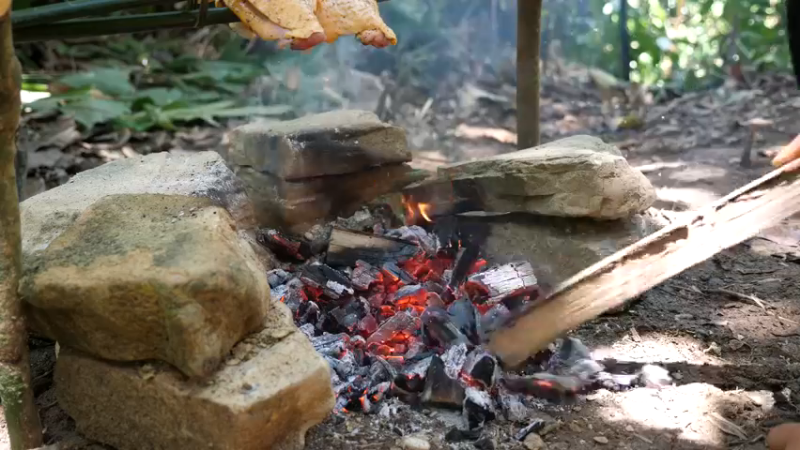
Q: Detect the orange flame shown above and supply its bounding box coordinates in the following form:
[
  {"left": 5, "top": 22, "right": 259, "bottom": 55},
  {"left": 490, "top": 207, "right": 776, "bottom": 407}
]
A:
[{"left": 417, "top": 203, "right": 432, "bottom": 222}]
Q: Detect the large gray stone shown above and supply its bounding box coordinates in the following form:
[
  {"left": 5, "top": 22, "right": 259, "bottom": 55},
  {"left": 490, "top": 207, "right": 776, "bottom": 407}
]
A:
[
  {"left": 56, "top": 326, "right": 334, "bottom": 450},
  {"left": 22, "top": 194, "right": 271, "bottom": 378},
  {"left": 435, "top": 135, "right": 656, "bottom": 220},
  {"left": 21, "top": 150, "right": 257, "bottom": 254},
  {"left": 225, "top": 110, "right": 411, "bottom": 180},
  {"left": 481, "top": 210, "right": 666, "bottom": 285}
]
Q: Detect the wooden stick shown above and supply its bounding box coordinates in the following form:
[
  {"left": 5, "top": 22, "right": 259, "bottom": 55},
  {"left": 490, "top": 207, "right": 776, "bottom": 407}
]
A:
[
  {"left": 516, "top": 0, "right": 542, "bottom": 149},
  {"left": 0, "top": 7, "right": 44, "bottom": 449},
  {"left": 487, "top": 159, "right": 800, "bottom": 367}
]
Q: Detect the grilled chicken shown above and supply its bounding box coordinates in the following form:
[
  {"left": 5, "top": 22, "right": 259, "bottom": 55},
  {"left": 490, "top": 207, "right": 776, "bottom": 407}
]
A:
[{"left": 218, "top": 0, "right": 396, "bottom": 50}]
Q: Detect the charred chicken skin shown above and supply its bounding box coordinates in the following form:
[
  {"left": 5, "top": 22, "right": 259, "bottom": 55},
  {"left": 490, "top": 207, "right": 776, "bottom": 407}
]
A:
[{"left": 217, "top": 0, "right": 397, "bottom": 50}]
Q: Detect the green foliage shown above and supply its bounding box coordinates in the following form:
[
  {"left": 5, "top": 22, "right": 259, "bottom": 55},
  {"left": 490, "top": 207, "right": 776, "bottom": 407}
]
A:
[
  {"left": 25, "top": 33, "right": 290, "bottom": 131},
  {"left": 552, "top": 0, "right": 793, "bottom": 90},
  {"left": 379, "top": 0, "right": 792, "bottom": 91}
]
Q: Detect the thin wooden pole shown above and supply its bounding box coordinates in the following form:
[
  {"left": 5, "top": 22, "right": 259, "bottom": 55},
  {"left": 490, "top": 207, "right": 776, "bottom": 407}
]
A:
[
  {"left": 0, "top": 2, "right": 44, "bottom": 447},
  {"left": 516, "top": 0, "right": 543, "bottom": 149}
]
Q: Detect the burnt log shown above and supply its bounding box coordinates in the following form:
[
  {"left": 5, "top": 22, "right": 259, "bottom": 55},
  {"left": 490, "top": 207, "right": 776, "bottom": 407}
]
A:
[
  {"left": 466, "top": 261, "right": 538, "bottom": 304},
  {"left": 326, "top": 227, "right": 420, "bottom": 267}
]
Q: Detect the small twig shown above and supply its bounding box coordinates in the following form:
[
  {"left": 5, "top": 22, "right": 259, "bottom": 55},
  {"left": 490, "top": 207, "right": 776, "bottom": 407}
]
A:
[{"left": 705, "top": 288, "right": 767, "bottom": 310}]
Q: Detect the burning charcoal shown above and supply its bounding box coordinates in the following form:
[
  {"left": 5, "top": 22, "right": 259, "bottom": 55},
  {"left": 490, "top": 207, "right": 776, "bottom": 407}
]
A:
[
  {"left": 478, "top": 303, "right": 510, "bottom": 341},
  {"left": 426, "top": 292, "right": 446, "bottom": 309},
  {"left": 350, "top": 261, "right": 379, "bottom": 291},
  {"left": 363, "top": 381, "right": 392, "bottom": 413},
  {"left": 442, "top": 269, "right": 453, "bottom": 287},
  {"left": 638, "top": 364, "right": 672, "bottom": 388},
  {"left": 326, "top": 351, "right": 358, "bottom": 379},
  {"left": 448, "top": 298, "right": 480, "bottom": 344},
  {"left": 330, "top": 308, "right": 360, "bottom": 333},
  {"left": 267, "top": 269, "right": 292, "bottom": 288},
  {"left": 463, "top": 349, "right": 497, "bottom": 389},
  {"left": 404, "top": 339, "right": 427, "bottom": 360},
  {"left": 466, "top": 261, "right": 537, "bottom": 304},
  {"left": 368, "top": 290, "right": 386, "bottom": 308},
  {"left": 311, "top": 333, "right": 349, "bottom": 357},
  {"left": 296, "top": 301, "right": 320, "bottom": 325},
  {"left": 501, "top": 373, "right": 583, "bottom": 404},
  {"left": 381, "top": 261, "right": 415, "bottom": 285},
  {"left": 442, "top": 343, "right": 468, "bottom": 380},
  {"left": 257, "top": 229, "right": 312, "bottom": 261},
  {"left": 358, "top": 314, "right": 378, "bottom": 336},
  {"left": 463, "top": 387, "right": 495, "bottom": 429},
  {"left": 366, "top": 311, "right": 421, "bottom": 346},
  {"left": 392, "top": 285, "right": 428, "bottom": 313},
  {"left": 514, "top": 419, "right": 548, "bottom": 441},
  {"left": 448, "top": 221, "right": 490, "bottom": 288},
  {"left": 421, "top": 356, "right": 465, "bottom": 409},
  {"left": 444, "top": 428, "right": 483, "bottom": 442},
  {"left": 299, "top": 323, "right": 316, "bottom": 339},
  {"left": 326, "top": 227, "right": 421, "bottom": 267},
  {"left": 385, "top": 225, "right": 439, "bottom": 254},
  {"left": 422, "top": 307, "right": 470, "bottom": 349},
  {"left": 273, "top": 277, "right": 307, "bottom": 315},
  {"left": 395, "top": 355, "right": 432, "bottom": 393},
  {"left": 501, "top": 295, "right": 527, "bottom": 312},
  {"left": 423, "top": 280, "right": 446, "bottom": 295},
  {"left": 301, "top": 263, "right": 354, "bottom": 299},
  {"left": 368, "top": 357, "right": 397, "bottom": 385}
]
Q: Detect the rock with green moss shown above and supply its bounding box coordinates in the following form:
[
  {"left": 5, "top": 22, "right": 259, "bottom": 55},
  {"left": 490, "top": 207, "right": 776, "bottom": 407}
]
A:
[{"left": 21, "top": 193, "right": 271, "bottom": 378}]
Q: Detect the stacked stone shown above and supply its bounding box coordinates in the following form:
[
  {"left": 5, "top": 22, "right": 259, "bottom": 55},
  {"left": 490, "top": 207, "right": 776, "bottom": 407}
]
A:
[
  {"left": 224, "top": 109, "right": 425, "bottom": 232},
  {"left": 19, "top": 151, "right": 334, "bottom": 450},
  {"left": 403, "top": 135, "right": 662, "bottom": 284}
]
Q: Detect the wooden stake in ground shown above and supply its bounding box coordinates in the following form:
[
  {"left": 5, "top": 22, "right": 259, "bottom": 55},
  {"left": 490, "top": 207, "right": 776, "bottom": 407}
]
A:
[
  {"left": 0, "top": 3, "right": 44, "bottom": 448},
  {"left": 487, "top": 160, "right": 800, "bottom": 367},
  {"left": 516, "top": 0, "right": 542, "bottom": 149}
]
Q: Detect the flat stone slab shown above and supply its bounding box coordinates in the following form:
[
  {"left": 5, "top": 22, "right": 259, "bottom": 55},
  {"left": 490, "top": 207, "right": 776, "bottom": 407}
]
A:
[
  {"left": 21, "top": 150, "right": 257, "bottom": 254},
  {"left": 226, "top": 110, "right": 411, "bottom": 180},
  {"left": 433, "top": 135, "right": 656, "bottom": 220},
  {"left": 56, "top": 328, "right": 334, "bottom": 450},
  {"left": 482, "top": 211, "right": 666, "bottom": 285},
  {"left": 22, "top": 194, "right": 271, "bottom": 378}
]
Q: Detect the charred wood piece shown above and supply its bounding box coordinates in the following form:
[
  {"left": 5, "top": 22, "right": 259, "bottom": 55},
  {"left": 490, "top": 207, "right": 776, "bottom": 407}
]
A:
[
  {"left": 466, "top": 261, "right": 538, "bottom": 304},
  {"left": 326, "top": 227, "right": 421, "bottom": 267},
  {"left": 421, "top": 356, "right": 465, "bottom": 409}
]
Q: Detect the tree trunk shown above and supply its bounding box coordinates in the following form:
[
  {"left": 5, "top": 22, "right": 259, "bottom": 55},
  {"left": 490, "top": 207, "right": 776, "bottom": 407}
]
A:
[
  {"left": 0, "top": 3, "right": 44, "bottom": 449},
  {"left": 516, "top": 0, "right": 542, "bottom": 149},
  {"left": 619, "top": 0, "right": 630, "bottom": 81}
]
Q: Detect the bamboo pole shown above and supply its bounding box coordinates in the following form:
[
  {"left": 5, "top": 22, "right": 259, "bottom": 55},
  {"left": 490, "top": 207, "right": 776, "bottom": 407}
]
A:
[
  {"left": 516, "top": 0, "right": 542, "bottom": 149},
  {"left": 0, "top": 2, "right": 43, "bottom": 448}
]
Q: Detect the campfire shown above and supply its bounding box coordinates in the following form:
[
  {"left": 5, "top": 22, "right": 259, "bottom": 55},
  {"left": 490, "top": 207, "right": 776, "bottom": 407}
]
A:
[{"left": 263, "top": 197, "right": 671, "bottom": 438}]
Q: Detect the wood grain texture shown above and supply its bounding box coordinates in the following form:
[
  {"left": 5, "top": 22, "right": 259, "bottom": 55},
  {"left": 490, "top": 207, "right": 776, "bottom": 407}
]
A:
[{"left": 488, "top": 160, "right": 800, "bottom": 367}]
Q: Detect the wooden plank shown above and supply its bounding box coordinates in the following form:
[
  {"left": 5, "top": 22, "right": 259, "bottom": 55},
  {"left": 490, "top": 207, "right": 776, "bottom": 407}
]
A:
[{"left": 487, "top": 160, "right": 800, "bottom": 367}]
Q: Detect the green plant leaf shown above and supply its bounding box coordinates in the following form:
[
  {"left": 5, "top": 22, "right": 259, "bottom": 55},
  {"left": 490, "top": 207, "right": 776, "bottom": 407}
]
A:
[
  {"left": 62, "top": 97, "right": 132, "bottom": 129},
  {"left": 58, "top": 67, "right": 136, "bottom": 97}
]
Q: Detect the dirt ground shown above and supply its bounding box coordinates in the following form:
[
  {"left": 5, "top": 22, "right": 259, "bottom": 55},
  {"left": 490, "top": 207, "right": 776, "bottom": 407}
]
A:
[{"left": 9, "top": 69, "right": 800, "bottom": 449}]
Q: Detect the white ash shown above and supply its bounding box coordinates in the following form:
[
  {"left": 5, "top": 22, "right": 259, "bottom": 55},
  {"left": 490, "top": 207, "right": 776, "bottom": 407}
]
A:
[
  {"left": 325, "top": 279, "right": 354, "bottom": 297},
  {"left": 442, "top": 343, "right": 468, "bottom": 379}
]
